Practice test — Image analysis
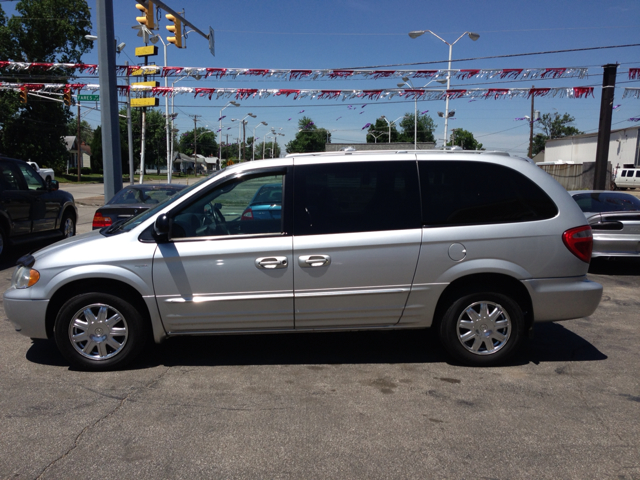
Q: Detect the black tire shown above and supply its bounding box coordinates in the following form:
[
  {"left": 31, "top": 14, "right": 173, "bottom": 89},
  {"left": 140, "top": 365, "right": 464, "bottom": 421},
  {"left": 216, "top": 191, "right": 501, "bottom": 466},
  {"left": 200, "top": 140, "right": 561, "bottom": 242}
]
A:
[
  {"left": 54, "top": 293, "right": 148, "bottom": 371},
  {"left": 59, "top": 211, "right": 75, "bottom": 238},
  {"left": 439, "top": 291, "right": 525, "bottom": 366}
]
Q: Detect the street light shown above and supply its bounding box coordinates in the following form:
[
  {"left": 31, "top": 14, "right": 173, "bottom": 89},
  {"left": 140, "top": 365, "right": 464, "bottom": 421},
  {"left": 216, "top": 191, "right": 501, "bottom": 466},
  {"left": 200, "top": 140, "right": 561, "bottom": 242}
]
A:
[
  {"left": 232, "top": 114, "right": 256, "bottom": 161},
  {"left": 379, "top": 115, "right": 404, "bottom": 143},
  {"left": 409, "top": 30, "right": 480, "bottom": 147},
  {"left": 368, "top": 130, "right": 386, "bottom": 143},
  {"left": 252, "top": 121, "right": 268, "bottom": 160},
  {"left": 219, "top": 101, "right": 240, "bottom": 166},
  {"left": 398, "top": 76, "right": 447, "bottom": 148},
  {"left": 149, "top": 32, "right": 173, "bottom": 182}
]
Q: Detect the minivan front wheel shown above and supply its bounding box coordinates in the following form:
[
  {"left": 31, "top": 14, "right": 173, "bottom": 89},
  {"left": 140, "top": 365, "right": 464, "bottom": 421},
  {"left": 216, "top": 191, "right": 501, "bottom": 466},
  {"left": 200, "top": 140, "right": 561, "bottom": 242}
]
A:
[
  {"left": 54, "top": 293, "right": 147, "bottom": 371},
  {"left": 439, "top": 292, "right": 524, "bottom": 366}
]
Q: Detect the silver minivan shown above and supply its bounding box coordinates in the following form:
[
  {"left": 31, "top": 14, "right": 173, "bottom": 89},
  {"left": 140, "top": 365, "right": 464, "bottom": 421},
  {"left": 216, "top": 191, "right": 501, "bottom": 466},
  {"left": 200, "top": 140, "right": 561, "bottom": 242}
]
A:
[{"left": 4, "top": 150, "right": 603, "bottom": 370}]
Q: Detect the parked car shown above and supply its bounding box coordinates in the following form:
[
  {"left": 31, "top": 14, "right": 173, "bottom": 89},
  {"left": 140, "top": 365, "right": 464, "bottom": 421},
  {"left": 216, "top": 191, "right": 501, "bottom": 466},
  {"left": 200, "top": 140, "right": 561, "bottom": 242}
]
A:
[
  {"left": 0, "top": 156, "right": 76, "bottom": 259},
  {"left": 5, "top": 150, "right": 602, "bottom": 370},
  {"left": 26, "top": 161, "right": 55, "bottom": 185},
  {"left": 613, "top": 167, "right": 640, "bottom": 190},
  {"left": 570, "top": 190, "right": 640, "bottom": 258},
  {"left": 92, "top": 184, "right": 186, "bottom": 229},
  {"left": 241, "top": 183, "right": 282, "bottom": 221}
]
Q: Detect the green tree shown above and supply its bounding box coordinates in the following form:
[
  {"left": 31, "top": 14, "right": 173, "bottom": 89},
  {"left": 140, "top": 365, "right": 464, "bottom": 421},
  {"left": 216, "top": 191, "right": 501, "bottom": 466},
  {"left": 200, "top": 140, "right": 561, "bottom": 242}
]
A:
[
  {"left": 448, "top": 128, "right": 483, "bottom": 150},
  {"left": 531, "top": 112, "right": 583, "bottom": 156},
  {"left": 67, "top": 117, "right": 94, "bottom": 144},
  {"left": 179, "top": 127, "right": 218, "bottom": 158},
  {"left": 398, "top": 113, "right": 437, "bottom": 143},
  {"left": 119, "top": 108, "right": 168, "bottom": 175},
  {"left": 366, "top": 118, "right": 400, "bottom": 143},
  {"left": 285, "top": 117, "right": 328, "bottom": 154},
  {"left": 90, "top": 125, "right": 102, "bottom": 173},
  {"left": 0, "top": 0, "right": 93, "bottom": 174}
]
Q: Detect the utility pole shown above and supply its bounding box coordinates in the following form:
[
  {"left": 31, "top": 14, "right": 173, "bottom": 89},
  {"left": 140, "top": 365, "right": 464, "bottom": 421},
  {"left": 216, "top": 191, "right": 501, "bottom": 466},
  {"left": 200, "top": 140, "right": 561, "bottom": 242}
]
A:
[
  {"left": 126, "top": 61, "right": 134, "bottom": 185},
  {"left": 594, "top": 64, "right": 618, "bottom": 190},
  {"left": 138, "top": 53, "right": 149, "bottom": 184},
  {"left": 96, "top": 0, "right": 123, "bottom": 201},
  {"left": 77, "top": 100, "right": 82, "bottom": 182},
  {"left": 528, "top": 85, "right": 535, "bottom": 159},
  {"left": 242, "top": 121, "right": 246, "bottom": 162},
  {"left": 190, "top": 114, "right": 201, "bottom": 172}
]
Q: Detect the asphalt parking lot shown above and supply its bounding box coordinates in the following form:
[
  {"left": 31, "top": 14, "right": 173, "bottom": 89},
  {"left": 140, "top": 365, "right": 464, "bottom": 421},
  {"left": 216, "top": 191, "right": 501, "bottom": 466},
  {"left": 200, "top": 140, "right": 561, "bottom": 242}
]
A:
[{"left": 1, "top": 183, "right": 639, "bottom": 479}]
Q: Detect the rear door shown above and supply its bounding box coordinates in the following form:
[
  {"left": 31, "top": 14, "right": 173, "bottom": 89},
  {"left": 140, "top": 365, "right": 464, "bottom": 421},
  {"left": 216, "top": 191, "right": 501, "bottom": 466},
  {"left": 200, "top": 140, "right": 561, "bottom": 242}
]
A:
[
  {"left": 15, "top": 162, "right": 60, "bottom": 232},
  {"left": 292, "top": 159, "right": 422, "bottom": 328}
]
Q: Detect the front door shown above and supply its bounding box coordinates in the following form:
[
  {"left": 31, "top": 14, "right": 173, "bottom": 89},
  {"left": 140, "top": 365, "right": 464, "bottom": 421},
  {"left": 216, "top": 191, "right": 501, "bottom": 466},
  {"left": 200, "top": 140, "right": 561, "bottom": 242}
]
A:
[{"left": 153, "top": 167, "right": 294, "bottom": 333}]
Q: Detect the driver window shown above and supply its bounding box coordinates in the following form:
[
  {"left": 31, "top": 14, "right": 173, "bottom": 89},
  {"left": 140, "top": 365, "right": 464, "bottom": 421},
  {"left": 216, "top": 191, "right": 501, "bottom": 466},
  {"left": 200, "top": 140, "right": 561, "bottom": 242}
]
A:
[
  {"left": 171, "top": 173, "right": 284, "bottom": 239},
  {"left": 19, "top": 164, "right": 45, "bottom": 190}
]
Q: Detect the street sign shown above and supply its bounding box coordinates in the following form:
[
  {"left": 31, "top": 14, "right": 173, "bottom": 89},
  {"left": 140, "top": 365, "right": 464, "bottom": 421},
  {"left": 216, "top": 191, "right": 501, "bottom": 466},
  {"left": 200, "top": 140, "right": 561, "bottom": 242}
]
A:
[
  {"left": 77, "top": 94, "right": 99, "bottom": 102},
  {"left": 132, "top": 81, "right": 159, "bottom": 87}
]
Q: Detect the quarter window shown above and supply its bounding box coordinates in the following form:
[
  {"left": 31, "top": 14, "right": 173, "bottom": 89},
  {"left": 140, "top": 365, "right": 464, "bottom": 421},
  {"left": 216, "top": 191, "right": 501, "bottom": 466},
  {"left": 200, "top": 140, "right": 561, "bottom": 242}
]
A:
[
  {"left": 293, "top": 161, "right": 421, "bottom": 235},
  {"left": 419, "top": 161, "right": 558, "bottom": 226}
]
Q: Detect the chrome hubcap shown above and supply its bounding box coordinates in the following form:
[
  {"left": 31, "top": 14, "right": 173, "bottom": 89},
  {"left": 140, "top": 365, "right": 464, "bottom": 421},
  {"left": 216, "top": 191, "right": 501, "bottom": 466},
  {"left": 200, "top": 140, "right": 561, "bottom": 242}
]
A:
[
  {"left": 456, "top": 301, "right": 511, "bottom": 356},
  {"left": 68, "top": 303, "right": 128, "bottom": 360}
]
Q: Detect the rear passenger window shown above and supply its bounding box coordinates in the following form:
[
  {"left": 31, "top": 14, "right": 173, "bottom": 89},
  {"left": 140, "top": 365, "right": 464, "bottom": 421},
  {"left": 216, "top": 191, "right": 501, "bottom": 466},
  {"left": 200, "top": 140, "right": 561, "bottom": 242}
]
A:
[
  {"left": 293, "top": 161, "right": 421, "bottom": 235},
  {"left": 419, "top": 161, "right": 558, "bottom": 226}
]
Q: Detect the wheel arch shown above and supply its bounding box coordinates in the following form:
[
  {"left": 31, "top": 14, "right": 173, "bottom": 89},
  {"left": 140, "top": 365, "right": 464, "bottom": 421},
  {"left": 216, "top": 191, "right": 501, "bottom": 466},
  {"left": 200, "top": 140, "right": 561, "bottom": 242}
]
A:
[
  {"left": 45, "top": 278, "right": 154, "bottom": 340},
  {"left": 432, "top": 273, "right": 534, "bottom": 331}
]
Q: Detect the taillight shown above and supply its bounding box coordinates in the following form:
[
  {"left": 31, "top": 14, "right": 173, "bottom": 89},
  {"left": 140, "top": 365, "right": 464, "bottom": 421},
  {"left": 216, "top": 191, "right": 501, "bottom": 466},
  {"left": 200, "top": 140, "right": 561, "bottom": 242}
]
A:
[
  {"left": 241, "top": 208, "right": 253, "bottom": 221},
  {"left": 92, "top": 212, "right": 112, "bottom": 229},
  {"left": 562, "top": 225, "right": 593, "bottom": 263}
]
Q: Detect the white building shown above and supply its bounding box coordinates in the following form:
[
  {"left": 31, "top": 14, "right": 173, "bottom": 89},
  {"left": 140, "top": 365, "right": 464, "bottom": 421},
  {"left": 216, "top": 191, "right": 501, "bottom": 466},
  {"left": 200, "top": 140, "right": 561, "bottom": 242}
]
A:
[{"left": 541, "top": 126, "right": 640, "bottom": 168}]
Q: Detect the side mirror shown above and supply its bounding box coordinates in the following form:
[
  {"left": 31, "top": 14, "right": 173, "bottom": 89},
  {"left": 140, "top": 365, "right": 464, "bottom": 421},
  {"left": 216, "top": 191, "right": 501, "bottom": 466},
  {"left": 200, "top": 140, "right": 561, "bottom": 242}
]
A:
[
  {"left": 153, "top": 214, "right": 171, "bottom": 242},
  {"left": 48, "top": 179, "right": 59, "bottom": 191}
]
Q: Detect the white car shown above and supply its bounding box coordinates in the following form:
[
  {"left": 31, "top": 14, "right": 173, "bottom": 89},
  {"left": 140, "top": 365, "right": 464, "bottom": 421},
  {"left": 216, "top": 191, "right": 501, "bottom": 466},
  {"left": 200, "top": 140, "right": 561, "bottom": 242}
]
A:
[
  {"left": 26, "top": 161, "right": 54, "bottom": 184},
  {"left": 614, "top": 167, "right": 640, "bottom": 190}
]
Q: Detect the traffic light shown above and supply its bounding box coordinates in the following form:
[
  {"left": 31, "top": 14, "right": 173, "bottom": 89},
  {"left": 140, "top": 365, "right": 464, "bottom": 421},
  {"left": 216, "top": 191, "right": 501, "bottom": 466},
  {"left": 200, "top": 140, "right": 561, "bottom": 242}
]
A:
[
  {"left": 63, "top": 89, "right": 72, "bottom": 106},
  {"left": 136, "top": 1, "right": 155, "bottom": 29},
  {"left": 19, "top": 87, "right": 27, "bottom": 104},
  {"left": 165, "top": 14, "right": 183, "bottom": 48}
]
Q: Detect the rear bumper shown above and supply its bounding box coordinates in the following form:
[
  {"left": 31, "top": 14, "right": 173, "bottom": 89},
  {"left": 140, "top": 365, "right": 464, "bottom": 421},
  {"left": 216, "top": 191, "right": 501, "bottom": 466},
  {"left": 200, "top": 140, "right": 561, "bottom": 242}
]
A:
[
  {"left": 592, "top": 235, "right": 640, "bottom": 257},
  {"left": 522, "top": 275, "right": 602, "bottom": 322}
]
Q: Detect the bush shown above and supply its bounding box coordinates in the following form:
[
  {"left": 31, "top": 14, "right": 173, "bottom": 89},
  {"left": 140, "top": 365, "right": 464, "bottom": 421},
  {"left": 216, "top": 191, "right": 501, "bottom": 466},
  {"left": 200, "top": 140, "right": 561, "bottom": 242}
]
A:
[{"left": 81, "top": 167, "right": 92, "bottom": 175}]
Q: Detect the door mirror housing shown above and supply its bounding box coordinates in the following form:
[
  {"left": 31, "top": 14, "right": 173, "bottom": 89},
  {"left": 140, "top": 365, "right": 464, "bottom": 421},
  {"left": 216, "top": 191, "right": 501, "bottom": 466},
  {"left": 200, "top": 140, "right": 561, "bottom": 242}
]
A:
[
  {"left": 48, "top": 179, "right": 59, "bottom": 191},
  {"left": 153, "top": 214, "right": 171, "bottom": 242}
]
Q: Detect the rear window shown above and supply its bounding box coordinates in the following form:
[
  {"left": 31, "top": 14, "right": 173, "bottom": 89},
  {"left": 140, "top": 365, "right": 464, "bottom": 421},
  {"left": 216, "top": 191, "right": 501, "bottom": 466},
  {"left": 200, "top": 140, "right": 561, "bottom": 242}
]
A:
[
  {"left": 419, "top": 161, "right": 558, "bottom": 226},
  {"left": 572, "top": 192, "right": 640, "bottom": 213}
]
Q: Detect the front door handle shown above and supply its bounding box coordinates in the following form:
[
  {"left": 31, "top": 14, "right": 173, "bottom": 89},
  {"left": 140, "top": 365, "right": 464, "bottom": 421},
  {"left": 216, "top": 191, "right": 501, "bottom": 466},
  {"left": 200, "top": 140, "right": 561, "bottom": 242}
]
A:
[
  {"left": 298, "top": 255, "right": 331, "bottom": 268},
  {"left": 255, "top": 256, "right": 288, "bottom": 269}
]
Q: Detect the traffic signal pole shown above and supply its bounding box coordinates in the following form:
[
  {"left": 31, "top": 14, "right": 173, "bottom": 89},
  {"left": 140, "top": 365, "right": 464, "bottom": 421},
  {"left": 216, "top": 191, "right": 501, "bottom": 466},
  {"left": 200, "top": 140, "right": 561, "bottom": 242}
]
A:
[{"left": 96, "top": 0, "right": 123, "bottom": 201}]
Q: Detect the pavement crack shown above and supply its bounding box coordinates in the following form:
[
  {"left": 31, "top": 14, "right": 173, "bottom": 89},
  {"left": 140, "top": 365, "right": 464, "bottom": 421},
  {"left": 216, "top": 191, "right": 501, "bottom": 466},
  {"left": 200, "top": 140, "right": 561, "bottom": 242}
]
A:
[{"left": 34, "top": 367, "right": 171, "bottom": 479}]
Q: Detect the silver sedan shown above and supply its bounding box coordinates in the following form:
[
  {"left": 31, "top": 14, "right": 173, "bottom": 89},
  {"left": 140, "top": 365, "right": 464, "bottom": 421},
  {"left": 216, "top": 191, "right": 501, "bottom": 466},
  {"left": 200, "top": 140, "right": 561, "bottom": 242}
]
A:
[{"left": 570, "top": 190, "right": 640, "bottom": 258}]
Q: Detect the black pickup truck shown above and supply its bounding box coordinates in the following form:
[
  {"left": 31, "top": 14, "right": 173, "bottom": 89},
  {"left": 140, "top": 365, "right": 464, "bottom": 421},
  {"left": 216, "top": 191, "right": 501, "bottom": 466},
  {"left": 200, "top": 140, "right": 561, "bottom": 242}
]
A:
[{"left": 0, "top": 156, "right": 77, "bottom": 258}]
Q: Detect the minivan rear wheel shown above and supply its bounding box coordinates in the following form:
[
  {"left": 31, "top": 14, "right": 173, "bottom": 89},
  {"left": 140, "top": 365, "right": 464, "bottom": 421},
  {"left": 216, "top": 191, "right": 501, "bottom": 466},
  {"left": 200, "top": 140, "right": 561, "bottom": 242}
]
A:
[
  {"left": 54, "top": 293, "right": 147, "bottom": 371},
  {"left": 439, "top": 292, "right": 525, "bottom": 366}
]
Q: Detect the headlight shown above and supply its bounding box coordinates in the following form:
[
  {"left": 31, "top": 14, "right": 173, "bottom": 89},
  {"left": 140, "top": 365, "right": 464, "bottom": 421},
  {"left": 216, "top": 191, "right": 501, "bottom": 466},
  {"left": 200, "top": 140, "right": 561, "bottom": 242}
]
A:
[{"left": 11, "top": 266, "right": 40, "bottom": 289}]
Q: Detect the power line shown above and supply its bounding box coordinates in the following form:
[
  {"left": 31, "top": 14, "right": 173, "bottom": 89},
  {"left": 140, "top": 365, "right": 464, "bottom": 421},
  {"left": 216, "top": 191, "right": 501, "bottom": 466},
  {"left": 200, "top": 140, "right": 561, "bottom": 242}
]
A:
[{"left": 339, "top": 44, "right": 640, "bottom": 69}]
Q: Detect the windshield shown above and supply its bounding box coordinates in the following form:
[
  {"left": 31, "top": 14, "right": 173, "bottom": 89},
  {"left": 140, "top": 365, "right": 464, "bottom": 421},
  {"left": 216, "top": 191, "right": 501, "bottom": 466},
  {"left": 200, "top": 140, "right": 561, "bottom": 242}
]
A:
[
  {"left": 573, "top": 192, "right": 640, "bottom": 213},
  {"left": 114, "top": 174, "right": 216, "bottom": 233},
  {"left": 108, "top": 186, "right": 184, "bottom": 205}
]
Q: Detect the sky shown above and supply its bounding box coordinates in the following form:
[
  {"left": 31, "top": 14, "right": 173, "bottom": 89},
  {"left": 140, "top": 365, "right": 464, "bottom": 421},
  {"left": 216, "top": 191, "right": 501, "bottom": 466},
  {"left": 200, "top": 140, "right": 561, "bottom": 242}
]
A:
[{"left": 4, "top": 0, "right": 640, "bottom": 155}]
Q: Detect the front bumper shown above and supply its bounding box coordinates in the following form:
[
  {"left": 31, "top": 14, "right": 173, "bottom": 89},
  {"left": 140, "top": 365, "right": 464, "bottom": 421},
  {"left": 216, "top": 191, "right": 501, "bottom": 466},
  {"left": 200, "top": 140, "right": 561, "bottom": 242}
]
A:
[
  {"left": 3, "top": 292, "right": 50, "bottom": 339},
  {"left": 522, "top": 275, "right": 603, "bottom": 322}
]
